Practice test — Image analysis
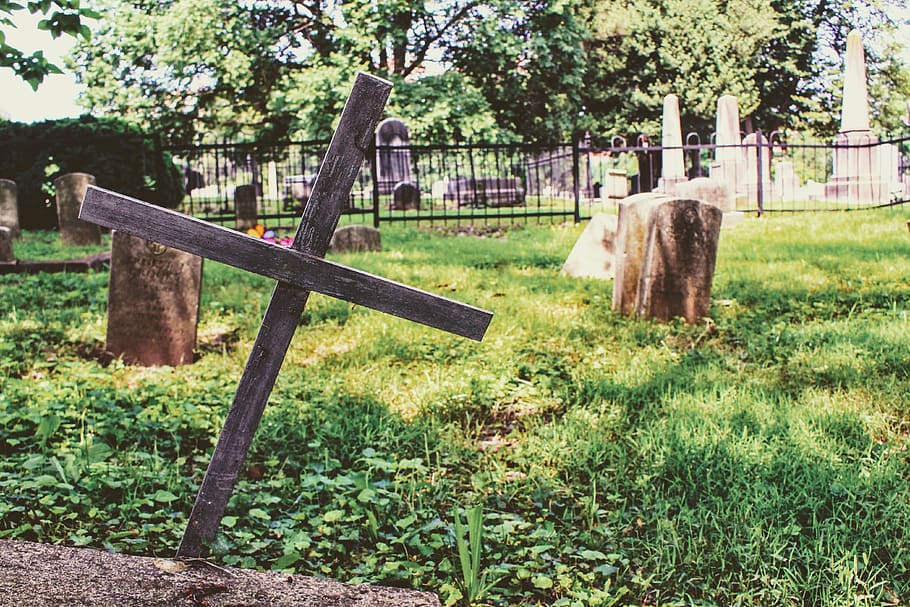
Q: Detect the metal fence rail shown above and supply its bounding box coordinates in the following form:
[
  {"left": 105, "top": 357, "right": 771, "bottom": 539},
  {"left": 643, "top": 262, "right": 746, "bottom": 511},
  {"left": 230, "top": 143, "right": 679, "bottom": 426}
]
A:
[{"left": 166, "top": 130, "right": 910, "bottom": 229}]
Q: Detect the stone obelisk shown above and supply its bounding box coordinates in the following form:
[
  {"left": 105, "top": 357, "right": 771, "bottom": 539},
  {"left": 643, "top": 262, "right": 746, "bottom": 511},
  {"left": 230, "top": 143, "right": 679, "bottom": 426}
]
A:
[
  {"left": 824, "top": 30, "right": 886, "bottom": 204},
  {"left": 657, "top": 94, "right": 687, "bottom": 194},
  {"left": 709, "top": 95, "right": 744, "bottom": 199}
]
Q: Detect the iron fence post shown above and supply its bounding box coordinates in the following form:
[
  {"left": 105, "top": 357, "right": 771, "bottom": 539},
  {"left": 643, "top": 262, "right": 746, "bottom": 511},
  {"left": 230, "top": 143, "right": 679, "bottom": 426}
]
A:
[
  {"left": 370, "top": 142, "right": 381, "bottom": 228},
  {"left": 572, "top": 137, "right": 581, "bottom": 223},
  {"left": 756, "top": 128, "right": 764, "bottom": 217}
]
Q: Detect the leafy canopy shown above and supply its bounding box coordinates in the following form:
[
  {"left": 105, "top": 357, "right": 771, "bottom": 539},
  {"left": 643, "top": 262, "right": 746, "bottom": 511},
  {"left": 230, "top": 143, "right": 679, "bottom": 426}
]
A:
[{"left": 0, "top": 0, "right": 98, "bottom": 89}]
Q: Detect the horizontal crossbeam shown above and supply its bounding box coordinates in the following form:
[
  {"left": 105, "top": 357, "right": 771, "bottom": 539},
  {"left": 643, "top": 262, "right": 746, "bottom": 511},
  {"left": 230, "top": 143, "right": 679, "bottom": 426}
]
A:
[{"left": 80, "top": 185, "right": 492, "bottom": 341}]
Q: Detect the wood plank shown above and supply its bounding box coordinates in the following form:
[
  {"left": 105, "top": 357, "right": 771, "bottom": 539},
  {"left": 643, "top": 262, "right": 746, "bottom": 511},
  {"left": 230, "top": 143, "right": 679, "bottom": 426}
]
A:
[
  {"left": 175, "top": 73, "right": 393, "bottom": 558},
  {"left": 80, "top": 186, "right": 491, "bottom": 341}
]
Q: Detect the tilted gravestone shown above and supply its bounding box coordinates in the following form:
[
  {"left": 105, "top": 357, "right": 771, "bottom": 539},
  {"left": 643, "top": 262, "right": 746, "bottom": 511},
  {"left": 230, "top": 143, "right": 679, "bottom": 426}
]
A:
[
  {"left": 56, "top": 172, "right": 101, "bottom": 246},
  {"left": 79, "top": 74, "right": 492, "bottom": 559},
  {"left": 0, "top": 226, "right": 13, "bottom": 262},
  {"left": 329, "top": 224, "right": 382, "bottom": 254},
  {"left": 612, "top": 194, "right": 721, "bottom": 323},
  {"left": 105, "top": 230, "right": 203, "bottom": 367},
  {"left": 560, "top": 213, "right": 618, "bottom": 280},
  {"left": 234, "top": 184, "right": 258, "bottom": 231},
  {"left": 0, "top": 179, "right": 19, "bottom": 238}
]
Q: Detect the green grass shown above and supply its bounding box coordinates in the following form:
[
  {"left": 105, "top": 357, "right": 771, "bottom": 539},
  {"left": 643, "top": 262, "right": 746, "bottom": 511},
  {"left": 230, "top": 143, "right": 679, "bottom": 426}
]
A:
[{"left": 1, "top": 210, "right": 910, "bottom": 605}]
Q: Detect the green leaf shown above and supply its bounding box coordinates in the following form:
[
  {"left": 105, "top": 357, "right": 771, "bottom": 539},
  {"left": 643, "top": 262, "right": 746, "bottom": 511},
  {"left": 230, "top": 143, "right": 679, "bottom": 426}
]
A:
[
  {"left": 323, "top": 509, "right": 344, "bottom": 523},
  {"left": 151, "top": 490, "right": 179, "bottom": 503},
  {"left": 531, "top": 574, "right": 554, "bottom": 589}
]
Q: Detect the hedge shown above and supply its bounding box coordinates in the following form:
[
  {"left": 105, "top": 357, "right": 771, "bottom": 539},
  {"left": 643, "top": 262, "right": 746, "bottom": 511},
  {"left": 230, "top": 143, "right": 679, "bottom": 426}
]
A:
[{"left": 0, "top": 116, "right": 183, "bottom": 230}]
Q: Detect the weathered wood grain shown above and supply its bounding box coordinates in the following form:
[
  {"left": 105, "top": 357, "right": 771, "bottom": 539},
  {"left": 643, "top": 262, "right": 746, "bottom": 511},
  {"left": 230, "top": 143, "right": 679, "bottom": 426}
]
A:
[
  {"left": 80, "top": 186, "right": 491, "bottom": 341},
  {"left": 175, "top": 73, "right": 390, "bottom": 558}
]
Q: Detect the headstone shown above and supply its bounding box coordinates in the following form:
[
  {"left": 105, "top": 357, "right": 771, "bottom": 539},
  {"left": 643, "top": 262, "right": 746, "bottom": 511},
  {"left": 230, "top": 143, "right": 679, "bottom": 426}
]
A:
[
  {"left": 635, "top": 198, "right": 722, "bottom": 323},
  {"left": 604, "top": 169, "right": 629, "bottom": 201},
  {"left": 328, "top": 224, "right": 382, "bottom": 254},
  {"left": 391, "top": 181, "right": 420, "bottom": 210},
  {"left": 710, "top": 95, "right": 744, "bottom": 198},
  {"left": 612, "top": 193, "right": 672, "bottom": 315},
  {"left": 105, "top": 230, "right": 203, "bottom": 367},
  {"left": 657, "top": 94, "right": 687, "bottom": 194},
  {"left": 55, "top": 172, "right": 100, "bottom": 246},
  {"left": 444, "top": 176, "right": 525, "bottom": 207},
  {"left": 0, "top": 179, "right": 19, "bottom": 238},
  {"left": 431, "top": 179, "right": 449, "bottom": 200},
  {"left": 612, "top": 194, "right": 722, "bottom": 323},
  {"left": 0, "top": 226, "right": 13, "bottom": 262},
  {"left": 375, "top": 118, "right": 413, "bottom": 195},
  {"left": 824, "top": 30, "right": 887, "bottom": 204},
  {"left": 674, "top": 177, "right": 734, "bottom": 212},
  {"left": 560, "top": 213, "right": 618, "bottom": 279},
  {"left": 773, "top": 161, "right": 800, "bottom": 202},
  {"left": 742, "top": 131, "right": 771, "bottom": 205},
  {"left": 234, "top": 184, "right": 258, "bottom": 230}
]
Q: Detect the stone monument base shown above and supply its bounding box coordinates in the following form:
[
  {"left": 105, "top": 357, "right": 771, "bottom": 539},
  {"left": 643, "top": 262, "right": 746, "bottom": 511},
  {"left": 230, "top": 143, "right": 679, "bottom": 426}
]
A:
[
  {"left": 823, "top": 176, "right": 888, "bottom": 205},
  {"left": 0, "top": 539, "right": 440, "bottom": 607}
]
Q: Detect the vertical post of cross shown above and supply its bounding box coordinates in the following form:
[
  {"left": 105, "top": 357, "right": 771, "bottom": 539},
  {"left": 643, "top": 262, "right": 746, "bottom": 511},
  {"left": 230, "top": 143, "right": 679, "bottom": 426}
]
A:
[{"left": 176, "top": 73, "right": 393, "bottom": 558}]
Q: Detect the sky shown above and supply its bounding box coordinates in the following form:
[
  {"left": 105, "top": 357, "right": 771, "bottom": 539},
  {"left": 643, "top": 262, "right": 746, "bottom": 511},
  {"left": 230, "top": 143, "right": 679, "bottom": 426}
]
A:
[
  {"left": 0, "top": 12, "right": 85, "bottom": 123},
  {"left": 2, "top": 7, "right": 910, "bottom": 124}
]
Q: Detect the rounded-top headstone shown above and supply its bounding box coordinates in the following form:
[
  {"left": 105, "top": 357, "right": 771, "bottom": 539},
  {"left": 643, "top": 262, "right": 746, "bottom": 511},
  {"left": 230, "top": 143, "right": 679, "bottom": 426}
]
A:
[
  {"left": 0, "top": 179, "right": 19, "bottom": 239},
  {"left": 55, "top": 172, "right": 100, "bottom": 246},
  {"left": 376, "top": 118, "right": 410, "bottom": 145},
  {"left": 391, "top": 181, "right": 420, "bottom": 210}
]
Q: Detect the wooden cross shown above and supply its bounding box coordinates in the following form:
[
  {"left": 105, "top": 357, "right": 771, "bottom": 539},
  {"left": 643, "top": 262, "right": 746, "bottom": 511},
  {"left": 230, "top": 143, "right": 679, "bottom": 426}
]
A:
[{"left": 78, "top": 73, "right": 493, "bottom": 558}]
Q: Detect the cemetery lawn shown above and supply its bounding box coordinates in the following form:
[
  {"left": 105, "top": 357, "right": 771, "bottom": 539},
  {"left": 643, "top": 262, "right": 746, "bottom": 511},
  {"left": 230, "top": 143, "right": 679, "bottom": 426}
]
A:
[{"left": 2, "top": 210, "right": 910, "bottom": 606}]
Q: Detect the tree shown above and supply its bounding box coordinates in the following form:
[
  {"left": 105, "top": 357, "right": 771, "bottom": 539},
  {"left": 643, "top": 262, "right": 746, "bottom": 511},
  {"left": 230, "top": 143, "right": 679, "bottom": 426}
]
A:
[
  {"left": 448, "top": 0, "right": 589, "bottom": 143},
  {"left": 580, "top": 0, "right": 910, "bottom": 140},
  {"left": 1, "top": 0, "right": 98, "bottom": 89},
  {"left": 71, "top": 0, "right": 491, "bottom": 144}
]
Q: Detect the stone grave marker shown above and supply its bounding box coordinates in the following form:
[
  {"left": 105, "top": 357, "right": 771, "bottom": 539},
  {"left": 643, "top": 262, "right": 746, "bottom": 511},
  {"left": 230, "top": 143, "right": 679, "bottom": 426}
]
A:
[
  {"left": 710, "top": 95, "right": 744, "bottom": 199},
  {"left": 824, "top": 30, "right": 887, "bottom": 204},
  {"left": 375, "top": 117, "right": 413, "bottom": 195},
  {"left": 56, "top": 172, "right": 101, "bottom": 246},
  {"left": 105, "top": 230, "right": 203, "bottom": 367},
  {"left": 674, "top": 177, "right": 733, "bottom": 212},
  {"left": 612, "top": 193, "right": 722, "bottom": 323},
  {"left": 392, "top": 180, "right": 421, "bottom": 210},
  {"left": 329, "top": 224, "right": 382, "bottom": 254},
  {"left": 612, "top": 193, "right": 671, "bottom": 315},
  {"left": 560, "top": 213, "right": 618, "bottom": 280},
  {"left": 234, "top": 184, "right": 258, "bottom": 231},
  {"left": 635, "top": 198, "right": 722, "bottom": 323},
  {"left": 657, "top": 94, "right": 687, "bottom": 194},
  {"left": 773, "top": 160, "right": 800, "bottom": 202},
  {"left": 0, "top": 226, "right": 13, "bottom": 262},
  {"left": 0, "top": 179, "right": 19, "bottom": 238},
  {"left": 79, "top": 73, "right": 492, "bottom": 558}
]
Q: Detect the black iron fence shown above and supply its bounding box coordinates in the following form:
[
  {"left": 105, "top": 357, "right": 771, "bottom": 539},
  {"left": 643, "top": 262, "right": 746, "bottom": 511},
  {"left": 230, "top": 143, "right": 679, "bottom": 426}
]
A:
[{"left": 166, "top": 130, "right": 910, "bottom": 230}]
